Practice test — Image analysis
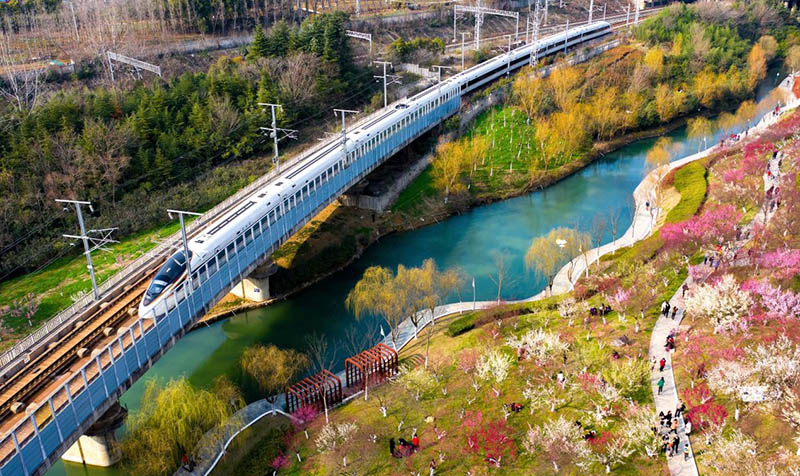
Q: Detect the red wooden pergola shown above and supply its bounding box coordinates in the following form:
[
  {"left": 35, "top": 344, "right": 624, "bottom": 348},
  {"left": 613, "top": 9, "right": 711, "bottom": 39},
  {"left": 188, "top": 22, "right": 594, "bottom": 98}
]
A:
[
  {"left": 285, "top": 369, "right": 342, "bottom": 414},
  {"left": 344, "top": 343, "right": 398, "bottom": 391}
]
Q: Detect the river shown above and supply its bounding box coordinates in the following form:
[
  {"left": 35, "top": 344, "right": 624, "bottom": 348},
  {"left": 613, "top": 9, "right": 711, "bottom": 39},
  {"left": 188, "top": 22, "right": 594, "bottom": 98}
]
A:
[{"left": 49, "top": 71, "right": 784, "bottom": 476}]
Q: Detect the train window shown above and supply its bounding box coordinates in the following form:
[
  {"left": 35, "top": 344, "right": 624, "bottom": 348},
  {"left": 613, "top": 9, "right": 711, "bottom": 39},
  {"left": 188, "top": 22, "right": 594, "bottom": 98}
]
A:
[
  {"left": 244, "top": 229, "right": 252, "bottom": 245},
  {"left": 198, "top": 265, "right": 208, "bottom": 283},
  {"left": 235, "top": 235, "right": 244, "bottom": 250},
  {"left": 333, "top": 163, "right": 339, "bottom": 173},
  {"left": 260, "top": 216, "right": 269, "bottom": 229},
  {"left": 217, "top": 249, "right": 227, "bottom": 265},
  {"left": 294, "top": 191, "right": 301, "bottom": 202},
  {"left": 283, "top": 198, "right": 289, "bottom": 211},
  {"left": 269, "top": 210, "right": 276, "bottom": 224},
  {"left": 226, "top": 243, "right": 235, "bottom": 257},
  {"left": 207, "top": 258, "right": 217, "bottom": 276}
]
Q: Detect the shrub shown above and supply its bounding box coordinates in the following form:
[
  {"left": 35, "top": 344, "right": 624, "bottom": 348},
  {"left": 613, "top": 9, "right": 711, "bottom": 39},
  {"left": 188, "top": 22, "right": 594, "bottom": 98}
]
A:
[{"left": 447, "top": 313, "right": 476, "bottom": 336}]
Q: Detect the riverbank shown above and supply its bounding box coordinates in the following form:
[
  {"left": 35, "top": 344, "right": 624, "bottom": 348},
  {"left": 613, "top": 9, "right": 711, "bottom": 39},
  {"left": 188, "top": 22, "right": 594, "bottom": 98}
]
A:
[
  {"left": 184, "top": 73, "right": 800, "bottom": 476},
  {"left": 192, "top": 113, "right": 699, "bottom": 329}
]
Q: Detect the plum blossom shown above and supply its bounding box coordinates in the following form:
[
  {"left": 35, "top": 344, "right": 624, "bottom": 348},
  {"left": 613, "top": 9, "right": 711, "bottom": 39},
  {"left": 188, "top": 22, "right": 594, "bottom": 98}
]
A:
[{"left": 684, "top": 274, "right": 752, "bottom": 333}]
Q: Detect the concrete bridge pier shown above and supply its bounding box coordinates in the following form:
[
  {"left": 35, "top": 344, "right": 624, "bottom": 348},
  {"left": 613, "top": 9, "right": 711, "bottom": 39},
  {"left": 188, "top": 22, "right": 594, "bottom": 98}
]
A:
[
  {"left": 229, "top": 260, "right": 279, "bottom": 302},
  {"left": 61, "top": 402, "right": 127, "bottom": 467}
]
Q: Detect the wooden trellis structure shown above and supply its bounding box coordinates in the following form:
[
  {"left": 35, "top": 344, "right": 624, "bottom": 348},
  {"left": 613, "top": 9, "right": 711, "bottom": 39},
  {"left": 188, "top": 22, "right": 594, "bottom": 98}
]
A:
[
  {"left": 285, "top": 369, "right": 342, "bottom": 414},
  {"left": 345, "top": 343, "right": 398, "bottom": 391}
]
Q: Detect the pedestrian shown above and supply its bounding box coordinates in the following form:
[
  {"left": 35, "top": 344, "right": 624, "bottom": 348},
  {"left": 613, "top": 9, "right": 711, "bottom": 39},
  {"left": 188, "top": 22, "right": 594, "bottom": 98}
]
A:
[
  {"left": 665, "top": 301, "right": 671, "bottom": 317},
  {"left": 671, "top": 307, "right": 678, "bottom": 320},
  {"left": 429, "top": 459, "right": 436, "bottom": 476},
  {"left": 676, "top": 402, "right": 685, "bottom": 419},
  {"left": 661, "top": 301, "right": 668, "bottom": 315},
  {"left": 672, "top": 435, "right": 680, "bottom": 455},
  {"left": 390, "top": 438, "right": 396, "bottom": 456},
  {"left": 657, "top": 376, "right": 665, "bottom": 395},
  {"left": 703, "top": 255, "right": 708, "bottom": 265},
  {"left": 685, "top": 419, "right": 692, "bottom": 436},
  {"left": 667, "top": 441, "right": 673, "bottom": 457},
  {"left": 682, "top": 283, "right": 688, "bottom": 297},
  {"left": 684, "top": 444, "right": 690, "bottom": 461},
  {"left": 659, "top": 358, "right": 666, "bottom": 372}
]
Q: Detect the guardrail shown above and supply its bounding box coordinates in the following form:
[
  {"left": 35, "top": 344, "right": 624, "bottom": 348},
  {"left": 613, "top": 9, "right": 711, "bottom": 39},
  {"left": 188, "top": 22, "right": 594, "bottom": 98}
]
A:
[{"left": 0, "top": 106, "right": 395, "bottom": 372}]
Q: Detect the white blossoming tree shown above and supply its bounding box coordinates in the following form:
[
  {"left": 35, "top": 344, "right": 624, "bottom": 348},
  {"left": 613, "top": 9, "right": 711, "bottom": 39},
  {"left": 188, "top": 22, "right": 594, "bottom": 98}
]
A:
[
  {"left": 684, "top": 274, "right": 752, "bottom": 333},
  {"left": 315, "top": 422, "right": 359, "bottom": 452},
  {"left": 506, "top": 328, "right": 569, "bottom": 365},
  {"left": 703, "top": 429, "right": 757, "bottom": 475},
  {"left": 747, "top": 334, "right": 800, "bottom": 397},
  {"left": 476, "top": 348, "right": 514, "bottom": 384},
  {"left": 524, "top": 416, "right": 593, "bottom": 470}
]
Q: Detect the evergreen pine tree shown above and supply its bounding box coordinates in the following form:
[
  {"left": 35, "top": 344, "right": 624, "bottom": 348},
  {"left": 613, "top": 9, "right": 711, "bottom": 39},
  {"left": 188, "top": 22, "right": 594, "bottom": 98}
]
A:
[{"left": 249, "top": 25, "right": 270, "bottom": 59}]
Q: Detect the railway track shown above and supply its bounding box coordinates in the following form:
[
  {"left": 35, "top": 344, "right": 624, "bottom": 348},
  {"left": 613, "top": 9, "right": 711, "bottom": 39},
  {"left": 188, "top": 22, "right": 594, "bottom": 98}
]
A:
[{"left": 0, "top": 12, "right": 661, "bottom": 438}]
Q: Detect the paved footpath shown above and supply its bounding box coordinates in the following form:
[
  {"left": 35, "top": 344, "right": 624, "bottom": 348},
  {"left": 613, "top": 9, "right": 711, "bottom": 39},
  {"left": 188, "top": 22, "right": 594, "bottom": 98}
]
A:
[
  {"left": 646, "top": 106, "right": 789, "bottom": 476},
  {"left": 179, "top": 79, "right": 800, "bottom": 476}
]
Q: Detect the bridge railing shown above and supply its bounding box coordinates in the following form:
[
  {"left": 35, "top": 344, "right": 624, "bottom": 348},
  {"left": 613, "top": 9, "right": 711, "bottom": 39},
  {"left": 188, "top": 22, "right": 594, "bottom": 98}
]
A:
[
  {"left": 0, "top": 94, "right": 461, "bottom": 476},
  {"left": 0, "top": 103, "right": 403, "bottom": 372}
]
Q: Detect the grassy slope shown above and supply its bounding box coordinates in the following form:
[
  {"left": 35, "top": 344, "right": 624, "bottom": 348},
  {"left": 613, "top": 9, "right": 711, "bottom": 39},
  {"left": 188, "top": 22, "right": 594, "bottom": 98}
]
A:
[{"left": 0, "top": 220, "right": 189, "bottom": 346}]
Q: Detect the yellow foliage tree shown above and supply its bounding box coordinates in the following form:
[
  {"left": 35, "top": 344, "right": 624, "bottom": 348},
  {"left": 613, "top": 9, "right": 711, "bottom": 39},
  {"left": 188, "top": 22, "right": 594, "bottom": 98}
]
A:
[
  {"left": 692, "top": 70, "right": 722, "bottom": 108},
  {"left": 590, "top": 86, "right": 624, "bottom": 140},
  {"left": 757, "top": 35, "right": 778, "bottom": 61},
  {"left": 786, "top": 45, "right": 800, "bottom": 74},
  {"left": 735, "top": 100, "right": 758, "bottom": 128},
  {"left": 549, "top": 64, "right": 581, "bottom": 110},
  {"left": 431, "top": 141, "right": 467, "bottom": 196},
  {"left": 654, "top": 83, "right": 683, "bottom": 122},
  {"left": 747, "top": 44, "right": 767, "bottom": 88},
  {"left": 525, "top": 227, "right": 590, "bottom": 295},
  {"left": 513, "top": 69, "right": 550, "bottom": 123},
  {"left": 687, "top": 116, "right": 713, "bottom": 151},
  {"left": 550, "top": 110, "right": 589, "bottom": 165},
  {"left": 644, "top": 47, "right": 665, "bottom": 76},
  {"left": 466, "top": 135, "right": 489, "bottom": 176}
]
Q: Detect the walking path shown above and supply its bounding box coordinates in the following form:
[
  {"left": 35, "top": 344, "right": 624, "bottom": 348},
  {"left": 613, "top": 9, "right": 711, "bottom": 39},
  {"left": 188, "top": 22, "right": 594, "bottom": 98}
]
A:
[
  {"left": 178, "top": 78, "right": 800, "bottom": 476},
  {"left": 645, "top": 103, "right": 790, "bottom": 476}
]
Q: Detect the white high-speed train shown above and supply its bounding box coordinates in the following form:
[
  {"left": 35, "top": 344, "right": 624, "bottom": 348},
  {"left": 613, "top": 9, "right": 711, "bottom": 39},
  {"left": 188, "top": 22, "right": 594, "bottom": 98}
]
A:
[{"left": 139, "top": 21, "right": 613, "bottom": 317}]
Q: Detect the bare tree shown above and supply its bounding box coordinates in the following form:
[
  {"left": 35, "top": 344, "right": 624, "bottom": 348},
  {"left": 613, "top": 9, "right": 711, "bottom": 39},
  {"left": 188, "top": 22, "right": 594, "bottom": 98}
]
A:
[
  {"left": 342, "top": 321, "right": 380, "bottom": 358},
  {"left": 304, "top": 331, "right": 338, "bottom": 374},
  {"left": 489, "top": 251, "right": 509, "bottom": 302},
  {"left": 590, "top": 214, "right": 607, "bottom": 270},
  {"left": 0, "top": 29, "right": 43, "bottom": 113},
  {"left": 607, "top": 208, "right": 622, "bottom": 253}
]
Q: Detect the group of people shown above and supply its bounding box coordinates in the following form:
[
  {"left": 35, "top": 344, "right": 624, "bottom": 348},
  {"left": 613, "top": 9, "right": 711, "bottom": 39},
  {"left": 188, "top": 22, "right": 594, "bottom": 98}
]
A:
[
  {"left": 665, "top": 328, "right": 676, "bottom": 352},
  {"left": 589, "top": 304, "right": 612, "bottom": 317},
  {"left": 389, "top": 432, "right": 420, "bottom": 458},
  {"left": 653, "top": 403, "right": 691, "bottom": 460},
  {"left": 661, "top": 300, "right": 681, "bottom": 321}
]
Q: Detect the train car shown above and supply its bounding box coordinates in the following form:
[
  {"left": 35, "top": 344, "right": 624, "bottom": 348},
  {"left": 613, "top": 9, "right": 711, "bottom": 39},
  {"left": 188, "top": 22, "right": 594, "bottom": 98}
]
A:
[{"left": 138, "top": 21, "right": 612, "bottom": 318}]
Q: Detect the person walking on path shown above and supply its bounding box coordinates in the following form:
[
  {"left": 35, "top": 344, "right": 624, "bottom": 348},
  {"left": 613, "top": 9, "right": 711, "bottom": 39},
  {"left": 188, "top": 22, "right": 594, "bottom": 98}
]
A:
[
  {"left": 671, "top": 307, "right": 678, "bottom": 320},
  {"left": 657, "top": 376, "right": 665, "bottom": 395},
  {"left": 661, "top": 301, "right": 668, "bottom": 315},
  {"left": 682, "top": 283, "right": 688, "bottom": 297},
  {"left": 684, "top": 444, "right": 690, "bottom": 461},
  {"left": 659, "top": 357, "right": 666, "bottom": 372}
]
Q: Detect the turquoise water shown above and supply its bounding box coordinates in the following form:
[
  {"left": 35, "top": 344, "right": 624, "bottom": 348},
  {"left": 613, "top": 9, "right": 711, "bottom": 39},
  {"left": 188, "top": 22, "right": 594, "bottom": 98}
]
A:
[{"left": 49, "top": 73, "right": 783, "bottom": 476}]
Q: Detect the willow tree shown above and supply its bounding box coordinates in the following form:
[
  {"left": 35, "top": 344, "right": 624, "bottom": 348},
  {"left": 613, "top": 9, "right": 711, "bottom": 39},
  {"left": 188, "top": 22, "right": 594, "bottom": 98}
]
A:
[
  {"left": 241, "top": 344, "right": 308, "bottom": 410},
  {"left": 687, "top": 116, "right": 714, "bottom": 152},
  {"left": 525, "top": 227, "right": 590, "bottom": 296},
  {"left": 415, "top": 259, "right": 464, "bottom": 368},
  {"left": 120, "top": 378, "right": 236, "bottom": 476},
  {"left": 431, "top": 141, "right": 467, "bottom": 196},
  {"left": 346, "top": 266, "right": 405, "bottom": 348},
  {"left": 735, "top": 100, "right": 758, "bottom": 128}
]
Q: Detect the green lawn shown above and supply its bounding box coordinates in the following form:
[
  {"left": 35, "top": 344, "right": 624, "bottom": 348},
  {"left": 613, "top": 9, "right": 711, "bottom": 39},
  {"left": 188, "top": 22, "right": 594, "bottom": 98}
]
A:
[{"left": 0, "top": 219, "right": 193, "bottom": 347}]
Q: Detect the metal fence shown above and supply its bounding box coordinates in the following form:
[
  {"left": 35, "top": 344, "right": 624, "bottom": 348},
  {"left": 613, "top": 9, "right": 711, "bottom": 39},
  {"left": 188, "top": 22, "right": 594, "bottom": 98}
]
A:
[{"left": 0, "top": 93, "right": 460, "bottom": 476}]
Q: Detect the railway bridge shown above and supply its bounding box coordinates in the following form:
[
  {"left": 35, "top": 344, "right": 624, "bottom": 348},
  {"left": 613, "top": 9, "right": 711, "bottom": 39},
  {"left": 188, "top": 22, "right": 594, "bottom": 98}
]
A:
[{"left": 0, "top": 21, "right": 619, "bottom": 476}]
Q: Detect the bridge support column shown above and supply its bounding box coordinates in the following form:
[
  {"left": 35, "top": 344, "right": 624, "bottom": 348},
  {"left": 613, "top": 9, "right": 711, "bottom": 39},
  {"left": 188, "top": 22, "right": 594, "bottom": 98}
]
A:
[
  {"left": 62, "top": 402, "right": 127, "bottom": 467},
  {"left": 230, "top": 260, "right": 278, "bottom": 302}
]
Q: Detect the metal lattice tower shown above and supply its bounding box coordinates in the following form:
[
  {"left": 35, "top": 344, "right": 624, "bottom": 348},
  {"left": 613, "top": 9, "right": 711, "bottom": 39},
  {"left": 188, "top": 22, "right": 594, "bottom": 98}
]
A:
[{"left": 530, "top": 0, "right": 543, "bottom": 67}]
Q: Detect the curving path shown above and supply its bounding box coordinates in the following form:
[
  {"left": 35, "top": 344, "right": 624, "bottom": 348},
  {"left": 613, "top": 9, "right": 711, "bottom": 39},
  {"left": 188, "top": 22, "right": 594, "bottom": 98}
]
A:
[{"left": 178, "top": 78, "right": 800, "bottom": 476}]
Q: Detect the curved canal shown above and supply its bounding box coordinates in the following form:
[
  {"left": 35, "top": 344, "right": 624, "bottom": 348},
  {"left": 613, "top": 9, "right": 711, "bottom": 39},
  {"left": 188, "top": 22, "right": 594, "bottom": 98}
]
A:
[{"left": 50, "top": 73, "right": 784, "bottom": 476}]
